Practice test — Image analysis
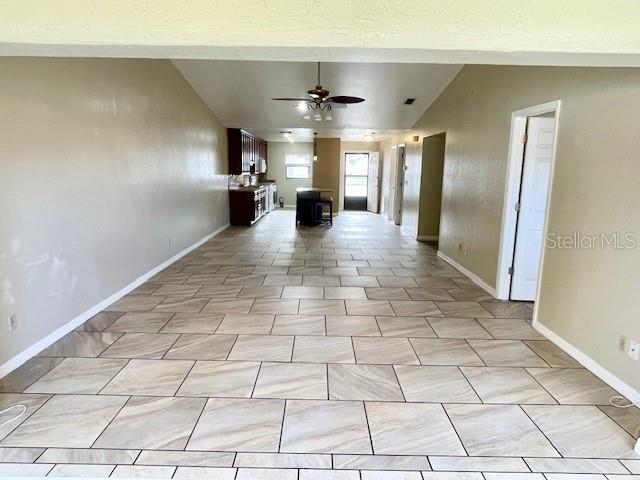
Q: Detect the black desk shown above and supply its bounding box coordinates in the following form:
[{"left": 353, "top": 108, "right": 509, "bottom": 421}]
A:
[{"left": 296, "top": 188, "right": 332, "bottom": 226}]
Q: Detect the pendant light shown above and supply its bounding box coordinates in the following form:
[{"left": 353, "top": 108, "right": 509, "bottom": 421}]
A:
[{"left": 313, "top": 132, "right": 318, "bottom": 162}]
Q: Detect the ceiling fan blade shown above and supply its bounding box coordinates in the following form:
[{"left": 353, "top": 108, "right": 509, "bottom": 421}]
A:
[
  {"left": 326, "top": 95, "right": 365, "bottom": 104},
  {"left": 271, "top": 98, "right": 311, "bottom": 101}
]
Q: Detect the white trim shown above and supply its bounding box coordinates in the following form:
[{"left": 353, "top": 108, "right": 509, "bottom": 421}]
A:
[
  {"left": 417, "top": 235, "right": 439, "bottom": 241},
  {"left": 496, "top": 100, "right": 562, "bottom": 300},
  {"left": 394, "top": 144, "right": 406, "bottom": 226},
  {"left": 437, "top": 250, "right": 497, "bottom": 297},
  {"left": 387, "top": 145, "right": 398, "bottom": 222},
  {"left": 533, "top": 320, "right": 640, "bottom": 405},
  {"left": 0, "top": 223, "right": 230, "bottom": 379}
]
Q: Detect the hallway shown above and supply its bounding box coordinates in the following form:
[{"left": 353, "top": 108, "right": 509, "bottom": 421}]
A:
[{"left": 0, "top": 210, "right": 637, "bottom": 478}]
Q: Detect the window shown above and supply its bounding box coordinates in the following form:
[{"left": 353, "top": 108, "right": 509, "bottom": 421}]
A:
[{"left": 285, "top": 154, "right": 311, "bottom": 179}]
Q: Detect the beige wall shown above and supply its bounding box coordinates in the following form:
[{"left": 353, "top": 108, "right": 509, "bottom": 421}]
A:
[
  {"left": 313, "top": 138, "right": 341, "bottom": 207},
  {"left": 266, "top": 142, "right": 313, "bottom": 206},
  {"left": 406, "top": 65, "right": 640, "bottom": 392},
  {"left": 418, "top": 133, "right": 445, "bottom": 239},
  {"left": 0, "top": 57, "right": 229, "bottom": 369}
]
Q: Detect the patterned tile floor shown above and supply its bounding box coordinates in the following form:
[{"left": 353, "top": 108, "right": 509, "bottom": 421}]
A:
[{"left": 0, "top": 210, "right": 638, "bottom": 479}]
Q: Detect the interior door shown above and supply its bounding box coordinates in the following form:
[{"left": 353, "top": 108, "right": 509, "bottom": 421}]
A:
[
  {"left": 394, "top": 146, "right": 405, "bottom": 225},
  {"left": 510, "top": 116, "right": 556, "bottom": 301},
  {"left": 367, "top": 152, "right": 380, "bottom": 213}
]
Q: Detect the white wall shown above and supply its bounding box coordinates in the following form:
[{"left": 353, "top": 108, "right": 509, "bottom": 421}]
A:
[
  {"left": 266, "top": 142, "right": 313, "bottom": 206},
  {"left": 4, "top": 1, "right": 640, "bottom": 67},
  {"left": 0, "top": 57, "right": 229, "bottom": 370}
]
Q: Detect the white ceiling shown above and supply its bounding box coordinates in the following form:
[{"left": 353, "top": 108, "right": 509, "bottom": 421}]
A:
[{"left": 173, "top": 60, "right": 461, "bottom": 142}]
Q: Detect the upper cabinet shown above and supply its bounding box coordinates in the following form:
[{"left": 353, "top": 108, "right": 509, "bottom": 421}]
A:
[{"left": 228, "top": 128, "right": 268, "bottom": 174}]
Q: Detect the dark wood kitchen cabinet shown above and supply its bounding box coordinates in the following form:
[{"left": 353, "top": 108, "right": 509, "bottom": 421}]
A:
[
  {"left": 228, "top": 128, "right": 268, "bottom": 174},
  {"left": 229, "top": 187, "right": 267, "bottom": 226}
]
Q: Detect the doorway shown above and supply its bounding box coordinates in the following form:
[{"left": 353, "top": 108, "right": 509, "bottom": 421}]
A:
[
  {"left": 394, "top": 145, "right": 406, "bottom": 225},
  {"left": 497, "top": 101, "right": 561, "bottom": 301},
  {"left": 417, "top": 133, "right": 446, "bottom": 242},
  {"left": 344, "top": 152, "right": 369, "bottom": 210}
]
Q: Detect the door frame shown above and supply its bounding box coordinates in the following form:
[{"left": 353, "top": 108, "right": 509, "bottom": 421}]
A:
[
  {"left": 387, "top": 145, "right": 398, "bottom": 220},
  {"left": 394, "top": 143, "right": 406, "bottom": 225},
  {"left": 366, "top": 151, "right": 381, "bottom": 213},
  {"left": 343, "top": 151, "right": 371, "bottom": 211},
  {"left": 495, "top": 100, "right": 561, "bottom": 301}
]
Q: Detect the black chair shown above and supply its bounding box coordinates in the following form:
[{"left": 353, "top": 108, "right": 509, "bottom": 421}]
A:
[{"left": 317, "top": 197, "right": 333, "bottom": 227}]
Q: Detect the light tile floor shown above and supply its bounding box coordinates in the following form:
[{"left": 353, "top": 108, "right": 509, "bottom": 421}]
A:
[{"left": 0, "top": 210, "right": 638, "bottom": 478}]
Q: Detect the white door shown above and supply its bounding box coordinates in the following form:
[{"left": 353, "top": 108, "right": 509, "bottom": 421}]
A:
[
  {"left": 367, "top": 152, "right": 380, "bottom": 213},
  {"left": 511, "top": 116, "right": 556, "bottom": 301},
  {"left": 394, "top": 147, "right": 405, "bottom": 225}
]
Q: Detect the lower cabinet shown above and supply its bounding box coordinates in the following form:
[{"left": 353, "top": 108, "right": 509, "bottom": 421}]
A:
[{"left": 229, "top": 188, "right": 268, "bottom": 226}]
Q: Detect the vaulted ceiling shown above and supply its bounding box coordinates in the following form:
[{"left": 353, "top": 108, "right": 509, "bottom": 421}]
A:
[{"left": 173, "top": 60, "right": 461, "bottom": 141}]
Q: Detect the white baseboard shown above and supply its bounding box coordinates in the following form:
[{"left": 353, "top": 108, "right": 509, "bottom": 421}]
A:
[
  {"left": 417, "top": 235, "right": 439, "bottom": 241},
  {"left": 437, "top": 250, "right": 497, "bottom": 297},
  {"left": 437, "top": 248, "right": 640, "bottom": 404},
  {"left": 0, "top": 223, "right": 230, "bottom": 379},
  {"left": 533, "top": 320, "right": 640, "bottom": 405}
]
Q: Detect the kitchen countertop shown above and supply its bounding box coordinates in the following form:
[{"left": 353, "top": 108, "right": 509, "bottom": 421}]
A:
[
  {"left": 229, "top": 185, "right": 266, "bottom": 192},
  {"left": 296, "top": 187, "right": 332, "bottom": 193}
]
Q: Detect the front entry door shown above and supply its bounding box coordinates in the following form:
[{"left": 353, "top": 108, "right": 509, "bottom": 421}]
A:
[
  {"left": 344, "top": 153, "right": 369, "bottom": 210},
  {"left": 510, "top": 116, "right": 556, "bottom": 301}
]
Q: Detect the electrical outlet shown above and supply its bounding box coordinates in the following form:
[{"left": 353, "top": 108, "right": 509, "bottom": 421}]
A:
[
  {"left": 619, "top": 335, "right": 629, "bottom": 353},
  {"left": 628, "top": 340, "right": 640, "bottom": 361},
  {"left": 8, "top": 315, "right": 17, "bottom": 331}
]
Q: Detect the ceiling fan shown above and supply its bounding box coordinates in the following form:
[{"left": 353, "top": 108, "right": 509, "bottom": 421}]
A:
[{"left": 272, "top": 62, "right": 365, "bottom": 121}]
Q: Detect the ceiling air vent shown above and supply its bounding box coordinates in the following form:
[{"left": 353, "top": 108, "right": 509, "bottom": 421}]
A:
[{"left": 404, "top": 98, "right": 416, "bottom": 105}]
